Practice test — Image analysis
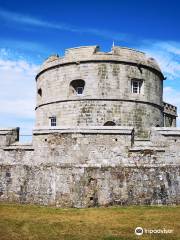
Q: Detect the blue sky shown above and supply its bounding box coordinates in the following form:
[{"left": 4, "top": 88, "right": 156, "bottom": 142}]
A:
[{"left": 0, "top": 0, "right": 180, "bottom": 141}]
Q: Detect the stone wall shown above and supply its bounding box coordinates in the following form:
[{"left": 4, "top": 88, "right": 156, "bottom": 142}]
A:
[
  {"left": 163, "top": 102, "right": 177, "bottom": 127},
  {"left": 35, "top": 100, "right": 163, "bottom": 138},
  {"left": 32, "top": 126, "right": 133, "bottom": 165},
  {"left": 0, "top": 128, "right": 19, "bottom": 146},
  {"left": 0, "top": 46, "right": 179, "bottom": 207},
  {"left": 1, "top": 165, "right": 179, "bottom": 207},
  {"left": 0, "top": 127, "right": 180, "bottom": 207}
]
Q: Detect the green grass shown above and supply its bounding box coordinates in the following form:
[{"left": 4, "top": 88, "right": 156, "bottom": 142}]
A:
[{"left": 0, "top": 203, "right": 179, "bottom": 240}]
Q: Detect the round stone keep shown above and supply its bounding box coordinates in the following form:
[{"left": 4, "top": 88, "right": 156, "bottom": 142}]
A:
[{"left": 35, "top": 46, "right": 164, "bottom": 137}]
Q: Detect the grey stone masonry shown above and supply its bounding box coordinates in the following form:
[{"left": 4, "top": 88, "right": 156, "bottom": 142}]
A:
[
  {"left": 0, "top": 128, "right": 19, "bottom": 146},
  {"left": 0, "top": 126, "right": 180, "bottom": 206},
  {"left": 163, "top": 102, "right": 177, "bottom": 127},
  {"left": 0, "top": 45, "right": 179, "bottom": 207},
  {"left": 35, "top": 45, "right": 169, "bottom": 138}
]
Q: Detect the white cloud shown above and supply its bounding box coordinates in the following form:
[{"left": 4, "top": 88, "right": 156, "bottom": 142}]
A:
[
  {"left": 0, "top": 8, "right": 127, "bottom": 41},
  {"left": 0, "top": 51, "right": 39, "bottom": 137},
  {"left": 0, "top": 48, "right": 8, "bottom": 57},
  {"left": 140, "top": 41, "right": 180, "bottom": 80},
  {"left": 0, "top": 39, "right": 52, "bottom": 57},
  {"left": 139, "top": 41, "right": 180, "bottom": 126},
  {"left": 154, "top": 42, "right": 180, "bottom": 56}
]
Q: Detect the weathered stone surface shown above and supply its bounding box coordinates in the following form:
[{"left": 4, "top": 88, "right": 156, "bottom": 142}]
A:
[
  {"left": 0, "top": 46, "right": 179, "bottom": 207},
  {"left": 0, "top": 126, "right": 180, "bottom": 207},
  {"left": 0, "top": 165, "right": 179, "bottom": 207}
]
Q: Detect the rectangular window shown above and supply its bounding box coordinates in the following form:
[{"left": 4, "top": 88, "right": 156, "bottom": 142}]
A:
[
  {"left": 49, "top": 116, "right": 56, "bottom": 126},
  {"left": 131, "top": 79, "right": 143, "bottom": 94},
  {"left": 76, "top": 87, "right": 83, "bottom": 95}
]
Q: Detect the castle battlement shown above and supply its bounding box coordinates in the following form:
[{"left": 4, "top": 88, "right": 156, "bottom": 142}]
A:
[
  {"left": 163, "top": 101, "right": 177, "bottom": 116},
  {"left": 38, "top": 46, "right": 163, "bottom": 79}
]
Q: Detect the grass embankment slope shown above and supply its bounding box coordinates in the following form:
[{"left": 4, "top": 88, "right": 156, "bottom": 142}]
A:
[{"left": 0, "top": 203, "right": 179, "bottom": 240}]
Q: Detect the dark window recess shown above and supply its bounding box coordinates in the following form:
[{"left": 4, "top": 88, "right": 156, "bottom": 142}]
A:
[
  {"left": 76, "top": 87, "right": 83, "bottom": 95},
  {"left": 38, "top": 88, "right": 42, "bottom": 96},
  {"left": 168, "top": 118, "right": 173, "bottom": 126},
  {"left": 49, "top": 117, "right": 56, "bottom": 126},
  {"left": 6, "top": 172, "right": 11, "bottom": 177},
  {"left": 70, "top": 79, "right": 85, "bottom": 95},
  {"left": 104, "top": 121, "right": 116, "bottom": 126}
]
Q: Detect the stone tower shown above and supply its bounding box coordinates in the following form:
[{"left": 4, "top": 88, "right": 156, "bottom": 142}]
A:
[
  {"left": 35, "top": 45, "right": 176, "bottom": 137},
  {"left": 0, "top": 45, "right": 179, "bottom": 207}
]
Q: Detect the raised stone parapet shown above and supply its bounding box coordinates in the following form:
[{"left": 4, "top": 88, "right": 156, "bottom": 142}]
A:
[
  {"left": 4, "top": 143, "right": 34, "bottom": 151},
  {"left": 33, "top": 126, "right": 134, "bottom": 136},
  {"left": 32, "top": 126, "right": 134, "bottom": 165},
  {"left": 36, "top": 45, "right": 164, "bottom": 79},
  {"left": 0, "top": 128, "right": 19, "bottom": 146},
  {"left": 150, "top": 127, "right": 180, "bottom": 142},
  {"left": 163, "top": 102, "right": 177, "bottom": 127}
]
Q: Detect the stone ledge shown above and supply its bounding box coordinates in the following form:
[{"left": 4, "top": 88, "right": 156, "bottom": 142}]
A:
[
  {"left": 4, "top": 143, "right": 34, "bottom": 151},
  {"left": 35, "top": 98, "right": 163, "bottom": 110},
  {"left": 0, "top": 163, "right": 179, "bottom": 168},
  {"left": 0, "top": 128, "right": 19, "bottom": 135},
  {"left": 33, "top": 126, "right": 134, "bottom": 135},
  {"left": 129, "top": 146, "right": 165, "bottom": 152},
  {"left": 151, "top": 127, "right": 180, "bottom": 136}
]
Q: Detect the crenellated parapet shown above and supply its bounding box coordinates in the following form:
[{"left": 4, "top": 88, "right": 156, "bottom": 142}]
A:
[
  {"left": 37, "top": 45, "right": 164, "bottom": 80},
  {"left": 163, "top": 102, "right": 177, "bottom": 127}
]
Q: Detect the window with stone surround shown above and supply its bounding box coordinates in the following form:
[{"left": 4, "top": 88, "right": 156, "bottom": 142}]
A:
[
  {"left": 131, "top": 79, "right": 143, "bottom": 94},
  {"left": 69, "top": 79, "right": 85, "bottom": 96},
  {"left": 49, "top": 116, "right": 56, "bottom": 126}
]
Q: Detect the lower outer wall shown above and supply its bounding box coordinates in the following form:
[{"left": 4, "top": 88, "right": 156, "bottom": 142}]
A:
[
  {"left": 36, "top": 100, "right": 163, "bottom": 138},
  {"left": 0, "top": 165, "right": 179, "bottom": 207}
]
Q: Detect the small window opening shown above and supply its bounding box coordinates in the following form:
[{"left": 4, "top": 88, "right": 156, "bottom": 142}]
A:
[
  {"left": 104, "top": 121, "right": 116, "bottom": 126},
  {"left": 49, "top": 116, "right": 56, "bottom": 126},
  {"left": 6, "top": 172, "right": 11, "bottom": 177},
  {"left": 131, "top": 79, "right": 143, "bottom": 94},
  {"left": 77, "top": 87, "right": 83, "bottom": 95},
  {"left": 38, "top": 88, "right": 42, "bottom": 96},
  {"left": 70, "top": 79, "right": 85, "bottom": 96}
]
